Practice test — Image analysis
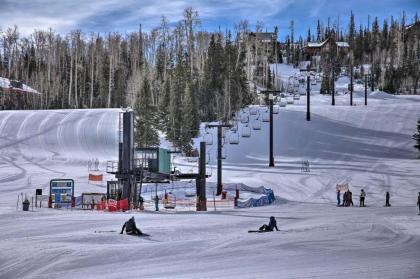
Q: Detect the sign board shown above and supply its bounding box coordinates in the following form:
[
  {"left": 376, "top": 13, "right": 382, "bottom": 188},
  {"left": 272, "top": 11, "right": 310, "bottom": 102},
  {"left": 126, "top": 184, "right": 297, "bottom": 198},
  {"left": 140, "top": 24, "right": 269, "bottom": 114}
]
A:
[
  {"left": 36, "top": 195, "right": 49, "bottom": 201},
  {"left": 336, "top": 183, "right": 349, "bottom": 193},
  {"left": 50, "top": 179, "right": 74, "bottom": 207}
]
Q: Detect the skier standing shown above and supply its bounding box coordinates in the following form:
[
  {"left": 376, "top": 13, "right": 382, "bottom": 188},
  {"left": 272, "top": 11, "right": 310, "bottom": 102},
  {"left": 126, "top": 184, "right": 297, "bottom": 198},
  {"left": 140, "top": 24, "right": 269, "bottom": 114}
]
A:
[
  {"left": 385, "top": 192, "right": 391, "bottom": 207},
  {"left": 342, "top": 191, "right": 348, "bottom": 207},
  {"left": 337, "top": 190, "right": 341, "bottom": 207},
  {"left": 360, "top": 189, "right": 366, "bottom": 207},
  {"left": 349, "top": 190, "right": 354, "bottom": 206}
]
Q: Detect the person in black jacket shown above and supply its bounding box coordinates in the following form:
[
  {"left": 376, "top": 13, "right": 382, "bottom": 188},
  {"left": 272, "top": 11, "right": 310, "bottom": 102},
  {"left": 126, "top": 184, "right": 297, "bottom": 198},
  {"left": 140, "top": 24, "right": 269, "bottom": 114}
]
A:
[
  {"left": 385, "top": 192, "right": 391, "bottom": 207},
  {"left": 120, "top": 216, "right": 143, "bottom": 236},
  {"left": 259, "top": 216, "right": 279, "bottom": 232}
]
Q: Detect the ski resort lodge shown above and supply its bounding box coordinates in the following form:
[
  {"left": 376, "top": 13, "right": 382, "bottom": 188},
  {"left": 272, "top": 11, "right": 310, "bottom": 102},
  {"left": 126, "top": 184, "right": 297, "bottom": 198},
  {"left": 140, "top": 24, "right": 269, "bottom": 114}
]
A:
[
  {"left": 0, "top": 77, "right": 41, "bottom": 109},
  {"left": 303, "top": 37, "right": 349, "bottom": 58}
]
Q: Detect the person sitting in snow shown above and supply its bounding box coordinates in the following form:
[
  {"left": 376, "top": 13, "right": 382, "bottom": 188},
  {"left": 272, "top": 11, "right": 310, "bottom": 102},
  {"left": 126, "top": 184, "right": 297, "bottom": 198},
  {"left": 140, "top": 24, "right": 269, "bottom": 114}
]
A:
[
  {"left": 259, "top": 216, "right": 279, "bottom": 232},
  {"left": 120, "top": 216, "right": 143, "bottom": 236}
]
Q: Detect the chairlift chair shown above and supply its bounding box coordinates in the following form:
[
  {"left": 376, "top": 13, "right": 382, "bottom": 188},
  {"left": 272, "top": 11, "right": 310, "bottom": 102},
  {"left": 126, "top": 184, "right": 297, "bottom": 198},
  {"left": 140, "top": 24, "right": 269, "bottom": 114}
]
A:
[
  {"left": 221, "top": 147, "right": 227, "bottom": 160},
  {"left": 206, "top": 151, "right": 211, "bottom": 164},
  {"left": 241, "top": 125, "right": 251, "bottom": 138},
  {"left": 186, "top": 156, "right": 199, "bottom": 163},
  {"left": 240, "top": 114, "right": 249, "bottom": 124},
  {"left": 250, "top": 107, "right": 258, "bottom": 115},
  {"left": 272, "top": 105, "right": 279, "bottom": 114},
  {"left": 279, "top": 101, "right": 287, "bottom": 107},
  {"left": 229, "top": 132, "right": 239, "bottom": 144},
  {"left": 252, "top": 119, "right": 262, "bottom": 130},
  {"left": 203, "top": 130, "right": 213, "bottom": 145},
  {"left": 262, "top": 110, "right": 270, "bottom": 122}
]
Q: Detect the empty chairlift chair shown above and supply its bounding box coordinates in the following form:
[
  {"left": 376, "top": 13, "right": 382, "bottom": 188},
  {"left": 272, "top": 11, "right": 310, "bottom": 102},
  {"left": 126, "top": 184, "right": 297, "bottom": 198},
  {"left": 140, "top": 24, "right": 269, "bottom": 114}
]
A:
[
  {"left": 250, "top": 107, "right": 258, "bottom": 115},
  {"left": 229, "top": 132, "right": 239, "bottom": 144},
  {"left": 241, "top": 125, "right": 251, "bottom": 138},
  {"left": 273, "top": 105, "right": 279, "bottom": 114},
  {"left": 230, "top": 122, "right": 238, "bottom": 132},
  {"left": 221, "top": 146, "right": 227, "bottom": 160},
  {"left": 240, "top": 114, "right": 249, "bottom": 124},
  {"left": 252, "top": 118, "right": 262, "bottom": 130},
  {"left": 203, "top": 128, "right": 213, "bottom": 145},
  {"left": 262, "top": 110, "right": 270, "bottom": 122}
]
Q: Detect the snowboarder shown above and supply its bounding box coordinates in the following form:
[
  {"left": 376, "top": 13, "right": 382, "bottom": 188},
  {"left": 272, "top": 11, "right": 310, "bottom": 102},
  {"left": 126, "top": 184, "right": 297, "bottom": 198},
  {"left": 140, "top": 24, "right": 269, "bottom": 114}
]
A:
[
  {"left": 337, "top": 190, "right": 341, "bottom": 206},
  {"left": 259, "top": 216, "right": 279, "bottom": 232},
  {"left": 360, "top": 189, "right": 366, "bottom": 207},
  {"left": 120, "top": 216, "right": 143, "bottom": 236},
  {"left": 385, "top": 192, "right": 391, "bottom": 207}
]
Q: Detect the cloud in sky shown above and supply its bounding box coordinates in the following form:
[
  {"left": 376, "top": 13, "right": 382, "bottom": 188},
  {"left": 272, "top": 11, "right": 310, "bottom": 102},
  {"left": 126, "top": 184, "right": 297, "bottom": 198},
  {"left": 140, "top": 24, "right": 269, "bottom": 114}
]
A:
[{"left": 0, "top": 0, "right": 418, "bottom": 38}]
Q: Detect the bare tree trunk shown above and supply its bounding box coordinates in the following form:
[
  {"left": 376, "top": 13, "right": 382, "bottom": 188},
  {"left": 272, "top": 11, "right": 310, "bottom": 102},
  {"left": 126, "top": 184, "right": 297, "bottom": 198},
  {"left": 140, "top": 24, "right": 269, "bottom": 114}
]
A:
[{"left": 68, "top": 48, "right": 73, "bottom": 107}]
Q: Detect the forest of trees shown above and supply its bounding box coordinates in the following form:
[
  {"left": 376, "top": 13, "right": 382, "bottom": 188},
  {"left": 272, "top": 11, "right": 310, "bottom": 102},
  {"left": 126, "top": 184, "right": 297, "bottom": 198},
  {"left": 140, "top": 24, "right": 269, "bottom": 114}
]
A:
[{"left": 0, "top": 8, "right": 418, "bottom": 152}]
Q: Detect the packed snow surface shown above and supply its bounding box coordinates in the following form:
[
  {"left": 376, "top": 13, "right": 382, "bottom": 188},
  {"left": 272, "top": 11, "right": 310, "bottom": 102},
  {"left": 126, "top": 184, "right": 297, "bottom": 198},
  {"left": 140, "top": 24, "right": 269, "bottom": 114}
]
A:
[{"left": 1, "top": 66, "right": 420, "bottom": 278}]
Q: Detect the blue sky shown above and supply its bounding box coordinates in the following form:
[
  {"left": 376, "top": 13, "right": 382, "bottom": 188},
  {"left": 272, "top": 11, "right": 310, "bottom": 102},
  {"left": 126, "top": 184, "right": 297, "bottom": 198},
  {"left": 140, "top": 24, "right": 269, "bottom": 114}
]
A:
[{"left": 0, "top": 0, "right": 418, "bottom": 40}]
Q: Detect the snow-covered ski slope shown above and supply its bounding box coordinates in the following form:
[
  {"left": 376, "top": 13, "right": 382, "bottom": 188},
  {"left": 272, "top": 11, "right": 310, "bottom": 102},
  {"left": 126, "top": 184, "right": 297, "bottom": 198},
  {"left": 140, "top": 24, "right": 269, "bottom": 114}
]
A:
[
  {"left": 183, "top": 89, "right": 420, "bottom": 205},
  {"left": 0, "top": 109, "right": 119, "bottom": 205},
  {"left": 1, "top": 64, "right": 420, "bottom": 278}
]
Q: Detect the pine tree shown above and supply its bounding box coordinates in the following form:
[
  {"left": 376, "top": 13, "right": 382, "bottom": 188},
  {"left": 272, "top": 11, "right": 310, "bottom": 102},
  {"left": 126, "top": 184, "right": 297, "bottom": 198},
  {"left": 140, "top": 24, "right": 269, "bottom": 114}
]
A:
[
  {"left": 134, "top": 76, "right": 160, "bottom": 148},
  {"left": 180, "top": 82, "right": 200, "bottom": 154},
  {"left": 316, "top": 20, "right": 322, "bottom": 41},
  {"left": 349, "top": 11, "right": 355, "bottom": 49}
]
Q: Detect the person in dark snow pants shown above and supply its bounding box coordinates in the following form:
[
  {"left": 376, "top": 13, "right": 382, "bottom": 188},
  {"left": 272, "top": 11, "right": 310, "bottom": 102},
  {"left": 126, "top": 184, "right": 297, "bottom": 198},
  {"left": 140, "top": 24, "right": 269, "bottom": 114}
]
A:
[
  {"left": 120, "top": 216, "right": 143, "bottom": 236},
  {"left": 360, "top": 189, "right": 366, "bottom": 207},
  {"left": 259, "top": 216, "right": 279, "bottom": 232},
  {"left": 337, "top": 190, "right": 341, "bottom": 206},
  {"left": 348, "top": 191, "right": 354, "bottom": 206},
  {"left": 385, "top": 192, "right": 391, "bottom": 207}
]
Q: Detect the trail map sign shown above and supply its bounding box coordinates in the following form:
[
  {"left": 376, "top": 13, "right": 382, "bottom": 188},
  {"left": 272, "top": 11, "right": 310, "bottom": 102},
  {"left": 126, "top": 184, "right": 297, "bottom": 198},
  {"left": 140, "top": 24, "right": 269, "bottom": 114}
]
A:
[{"left": 50, "top": 179, "right": 74, "bottom": 207}]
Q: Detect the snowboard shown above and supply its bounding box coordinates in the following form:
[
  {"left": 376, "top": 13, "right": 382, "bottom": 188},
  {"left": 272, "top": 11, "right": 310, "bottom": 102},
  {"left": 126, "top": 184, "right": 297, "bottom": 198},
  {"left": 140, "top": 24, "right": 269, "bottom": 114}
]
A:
[
  {"left": 94, "top": 230, "right": 117, "bottom": 233},
  {"left": 248, "top": 230, "right": 272, "bottom": 233}
]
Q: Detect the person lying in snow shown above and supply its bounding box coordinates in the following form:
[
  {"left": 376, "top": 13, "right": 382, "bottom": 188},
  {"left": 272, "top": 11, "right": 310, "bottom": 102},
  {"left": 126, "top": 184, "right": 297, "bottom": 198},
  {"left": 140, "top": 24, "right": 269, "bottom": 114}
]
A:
[
  {"left": 120, "top": 216, "right": 143, "bottom": 236},
  {"left": 259, "top": 216, "right": 279, "bottom": 232}
]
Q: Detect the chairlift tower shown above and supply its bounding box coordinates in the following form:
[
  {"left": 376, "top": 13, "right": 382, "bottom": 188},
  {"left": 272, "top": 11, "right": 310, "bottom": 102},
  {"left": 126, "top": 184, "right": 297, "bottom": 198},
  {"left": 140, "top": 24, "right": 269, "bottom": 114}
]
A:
[
  {"left": 260, "top": 90, "right": 281, "bottom": 167},
  {"left": 206, "top": 123, "right": 232, "bottom": 196},
  {"left": 299, "top": 68, "right": 316, "bottom": 121}
]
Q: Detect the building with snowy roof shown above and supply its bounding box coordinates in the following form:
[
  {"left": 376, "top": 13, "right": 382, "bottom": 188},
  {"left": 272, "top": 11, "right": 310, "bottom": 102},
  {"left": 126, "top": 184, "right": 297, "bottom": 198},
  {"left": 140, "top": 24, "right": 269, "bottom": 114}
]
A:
[{"left": 0, "top": 77, "right": 41, "bottom": 109}]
